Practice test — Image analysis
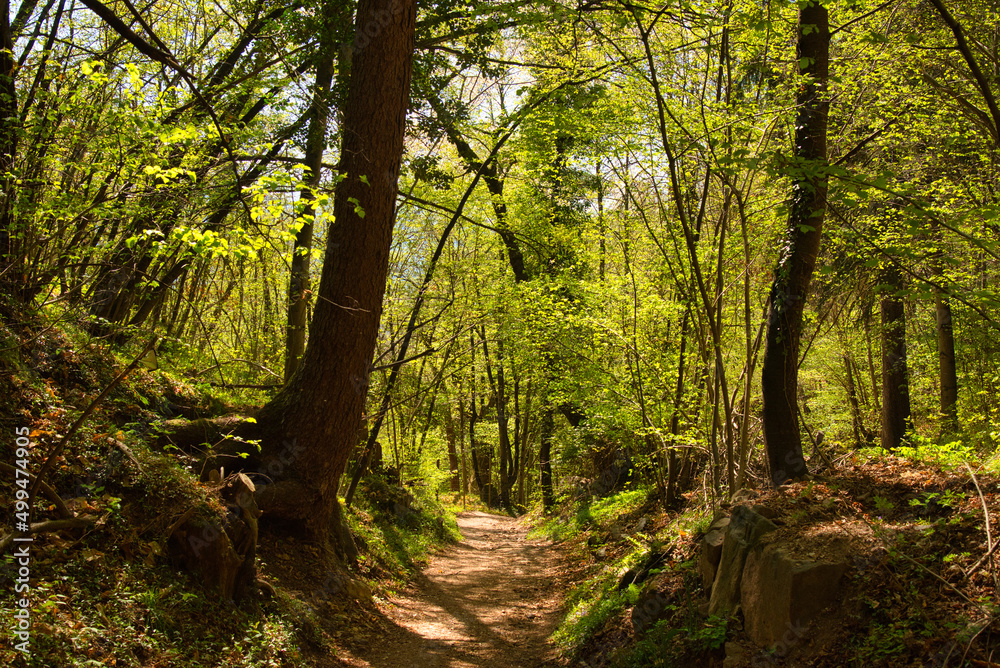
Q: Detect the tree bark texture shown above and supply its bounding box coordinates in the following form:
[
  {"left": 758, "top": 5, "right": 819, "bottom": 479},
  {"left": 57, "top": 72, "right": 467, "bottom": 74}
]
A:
[
  {"left": 881, "top": 268, "right": 911, "bottom": 450},
  {"left": 936, "top": 290, "right": 958, "bottom": 431},
  {"left": 251, "top": 0, "right": 415, "bottom": 547},
  {"left": 0, "top": 0, "right": 17, "bottom": 275},
  {"left": 760, "top": 1, "right": 828, "bottom": 486}
]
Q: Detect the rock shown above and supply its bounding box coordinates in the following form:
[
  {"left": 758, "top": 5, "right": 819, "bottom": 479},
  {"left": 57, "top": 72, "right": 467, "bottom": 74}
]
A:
[
  {"left": 740, "top": 543, "right": 848, "bottom": 647},
  {"left": 723, "top": 641, "right": 746, "bottom": 668},
  {"left": 699, "top": 518, "right": 730, "bottom": 593},
  {"left": 708, "top": 505, "right": 777, "bottom": 617},
  {"left": 345, "top": 579, "right": 373, "bottom": 601},
  {"left": 730, "top": 488, "right": 755, "bottom": 505},
  {"left": 630, "top": 586, "right": 675, "bottom": 635},
  {"left": 752, "top": 504, "right": 779, "bottom": 520}
]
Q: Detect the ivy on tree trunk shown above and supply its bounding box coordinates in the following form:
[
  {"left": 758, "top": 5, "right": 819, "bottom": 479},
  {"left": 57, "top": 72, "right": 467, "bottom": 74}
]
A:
[{"left": 760, "top": 1, "right": 829, "bottom": 487}]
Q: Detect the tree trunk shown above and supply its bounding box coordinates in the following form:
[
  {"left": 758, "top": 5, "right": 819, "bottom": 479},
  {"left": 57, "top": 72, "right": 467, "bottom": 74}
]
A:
[
  {"left": 760, "top": 1, "right": 828, "bottom": 487},
  {"left": 843, "top": 352, "right": 866, "bottom": 448},
  {"left": 250, "top": 0, "right": 415, "bottom": 551},
  {"left": 881, "top": 267, "right": 911, "bottom": 450},
  {"left": 538, "top": 407, "right": 555, "bottom": 510},
  {"left": 0, "top": 0, "right": 17, "bottom": 276},
  {"left": 936, "top": 289, "right": 959, "bottom": 432},
  {"left": 444, "top": 401, "right": 460, "bottom": 492},
  {"left": 488, "top": 331, "right": 514, "bottom": 509},
  {"left": 666, "top": 311, "right": 689, "bottom": 504},
  {"left": 284, "top": 51, "right": 335, "bottom": 382}
]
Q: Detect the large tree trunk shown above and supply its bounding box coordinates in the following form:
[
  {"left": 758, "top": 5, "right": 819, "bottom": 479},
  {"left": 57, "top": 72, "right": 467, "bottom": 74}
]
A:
[
  {"left": 248, "top": 0, "right": 415, "bottom": 550},
  {"left": 760, "top": 1, "right": 829, "bottom": 486},
  {"left": 881, "top": 268, "right": 911, "bottom": 450}
]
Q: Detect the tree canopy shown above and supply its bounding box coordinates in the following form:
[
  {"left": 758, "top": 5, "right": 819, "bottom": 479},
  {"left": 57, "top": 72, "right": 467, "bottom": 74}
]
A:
[{"left": 3, "top": 0, "right": 1000, "bottom": 529}]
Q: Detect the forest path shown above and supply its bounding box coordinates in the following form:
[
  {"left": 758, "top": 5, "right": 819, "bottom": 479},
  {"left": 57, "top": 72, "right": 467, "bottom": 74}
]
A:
[{"left": 347, "top": 511, "right": 569, "bottom": 667}]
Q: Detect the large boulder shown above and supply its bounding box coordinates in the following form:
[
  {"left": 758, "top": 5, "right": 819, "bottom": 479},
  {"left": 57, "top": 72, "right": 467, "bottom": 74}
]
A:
[
  {"left": 698, "top": 516, "right": 730, "bottom": 593},
  {"left": 741, "top": 542, "right": 848, "bottom": 647},
  {"left": 708, "top": 505, "right": 777, "bottom": 616}
]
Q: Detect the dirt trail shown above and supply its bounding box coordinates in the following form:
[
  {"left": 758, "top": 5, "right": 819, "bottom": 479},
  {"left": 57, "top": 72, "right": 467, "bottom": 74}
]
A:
[{"left": 347, "top": 511, "right": 568, "bottom": 668}]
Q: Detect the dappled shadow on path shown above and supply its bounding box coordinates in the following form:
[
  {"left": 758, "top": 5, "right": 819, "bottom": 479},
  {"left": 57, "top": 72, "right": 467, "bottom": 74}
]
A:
[{"left": 345, "top": 511, "right": 567, "bottom": 668}]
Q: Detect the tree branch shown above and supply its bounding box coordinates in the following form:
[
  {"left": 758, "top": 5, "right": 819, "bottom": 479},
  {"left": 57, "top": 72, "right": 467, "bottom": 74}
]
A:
[{"left": 926, "top": 0, "right": 1000, "bottom": 146}]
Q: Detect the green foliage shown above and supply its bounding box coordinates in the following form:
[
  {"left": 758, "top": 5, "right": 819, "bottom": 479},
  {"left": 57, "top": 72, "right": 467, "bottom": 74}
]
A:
[
  {"left": 858, "top": 436, "right": 978, "bottom": 471},
  {"left": 346, "top": 479, "right": 460, "bottom": 580},
  {"left": 611, "top": 614, "right": 728, "bottom": 667},
  {"left": 552, "top": 584, "right": 630, "bottom": 657},
  {"left": 873, "top": 495, "right": 895, "bottom": 513}
]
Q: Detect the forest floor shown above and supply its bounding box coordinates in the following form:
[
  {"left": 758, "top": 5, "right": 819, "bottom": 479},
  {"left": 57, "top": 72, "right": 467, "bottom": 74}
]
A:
[{"left": 340, "top": 511, "right": 571, "bottom": 668}]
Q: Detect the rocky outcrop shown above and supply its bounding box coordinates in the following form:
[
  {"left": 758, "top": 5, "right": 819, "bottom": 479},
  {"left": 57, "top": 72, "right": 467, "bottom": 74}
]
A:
[
  {"left": 698, "top": 516, "right": 730, "bottom": 593},
  {"left": 741, "top": 542, "right": 848, "bottom": 646},
  {"left": 708, "top": 505, "right": 777, "bottom": 616},
  {"left": 694, "top": 503, "right": 851, "bottom": 652}
]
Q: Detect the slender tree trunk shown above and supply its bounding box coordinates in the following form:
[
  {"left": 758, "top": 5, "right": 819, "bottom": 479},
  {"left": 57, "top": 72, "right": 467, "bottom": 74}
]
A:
[
  {"left": 538, "top": 407, "right": 555, "bottom": 510},
  {"left": 516, "top": 380, "right": 532, "bottom": 507},
  {"left": 936, "top": 289, "right": 959, "bottom": 432},
  {"left": 459, "top": 398, "right": 468, "bottom": 506},
  {"left": 444, "top": 399, "right": 460, "bottom": 492},
  {"left": 164, "top": 269, "right": 188, "bottom": 337},
  {"left": 760, "top": 1, "right": 828, "bottom": 486},
  {"left": 285, "top": 50, "right": 335, "bottom": 382},
  {"left": 864, "top": 304, "right": 880, "bottom": 414},
  {"left": 881, "top": 267, "right": 911, "bottom": 450},
  {"left": 666, "top": 312, "right": 689, "bottom": 504},
  {"left": 598, "top": 161, "right": 606, "bottom": 281},
  {"left": 843, "top": 352, "right": 865, "bottom": 448},
  {"left": 0, "top": 0, "right": 18, "bottom": 276},
  {"left": 250, "top": 0, "right": 415, "bottom": 551},
  {"left": 488, "top": 332, "right": 513, "bottom": 509}
]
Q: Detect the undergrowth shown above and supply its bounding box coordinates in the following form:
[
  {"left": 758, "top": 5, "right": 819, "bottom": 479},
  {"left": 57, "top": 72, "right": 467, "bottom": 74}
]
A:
[{"left": 0, "top": 317, "right": 459, "bottom": 667}]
